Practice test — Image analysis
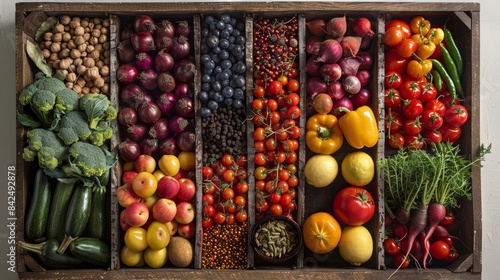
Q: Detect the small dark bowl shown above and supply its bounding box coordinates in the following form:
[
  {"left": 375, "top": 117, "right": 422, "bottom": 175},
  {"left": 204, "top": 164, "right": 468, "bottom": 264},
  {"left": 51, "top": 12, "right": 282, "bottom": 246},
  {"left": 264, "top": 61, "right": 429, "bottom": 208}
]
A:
[{"left": 251, "top": 215, "right": 302, "bottom": 262}]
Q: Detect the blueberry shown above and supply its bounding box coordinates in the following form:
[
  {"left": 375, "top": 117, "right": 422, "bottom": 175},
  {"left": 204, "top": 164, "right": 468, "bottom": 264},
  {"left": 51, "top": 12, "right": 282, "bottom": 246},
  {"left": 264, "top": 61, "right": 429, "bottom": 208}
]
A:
[
  {"left": 213, "top": 92, "right": 224, "bottom": 103},
  {"left": 204, "top": 15, "right": 215, "bottom": 25},
  {"left": 216, "top": 21, "right": 226, "bottom": 30},
  {"left": 201, "top": 74, "right": 211, "bottom": 83},
  {"left": 233, "top": 88, "right": 244, "bottom": 100},
  {"left": 207, "top": 35, "right": 219, "bottom": 48},
  {"left": 222, "top": 86, "right": 234, "bottom": 98},
  {"left": 219, "top": 38, "right": 230, "bottom": 50},
  {"left": 223, "top": 97, "right": 233, "bottom": 106},
  {"left": 208, "top": 100, "right": 219, "bottom": 110},
  {"left": 199, "top": 91, "right": 209, "bottom": 102},
  {"left": 232, "top": 99, "right": 243, "bottom": 109},
  {"left": 219, "top": 50, "right": 230, "bottom": 60},
  {"left": 200, "top": 106, "right": 212, "bottom": 117}
]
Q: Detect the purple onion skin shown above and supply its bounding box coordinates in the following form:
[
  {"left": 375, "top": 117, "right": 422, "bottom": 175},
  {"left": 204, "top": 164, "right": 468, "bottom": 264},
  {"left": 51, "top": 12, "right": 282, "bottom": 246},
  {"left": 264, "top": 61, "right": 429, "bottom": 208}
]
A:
[
  {"left": 176, "top": 130, "right": 195, "bottom": 152},
  {"left": 137, "top": 101, "right": 162, "bottom": 125},
  {"left": 157, "top": 72, "right": 176, "bottom": 93},
  {"left": 357, "top": 51, "right": 374, "bottom": 70},
  {"left": 119, "top": 140, "right": 141, "bottom": 162},
  {"left": 327, "top": 81, "right": 346, "bottom": 100},
  {"left": 137, "top": 69, "right": 159, "bottom": 91},
  {"left": 139, "top": 137, "right": 159, "bottom": 156},
  {"left": 339, "top": 57, "right": 362, "bottom": 77},
  {"left": 149, "top": 118, "right": 170, "bottom": 140},
  {"left": 175, "top": 96, "right": 194, "bottom": 117},
  {"left": 117, "top": 40, "right": 136, "bottom": 63},
  {"left": 135, "top": 52, "right": 153, "bottom": 70},
  {"left": 356, "top": 70, "right": 371, "bottom": 87},
  {"left": 315, "top": 39, "right": 343, "bottom": 63},
  {"left": 350, "top": 88, "right": 372, "bottom": 109},
  {"left": 306, "top": 55, "right": 322, "bottom": 77},
  {"left": 126, "top": 123, "right": 148, "bottom": 142},
  {"left": 118, "top": 107, "right": 138, "bottom": 127},
  {"left": 117, "top": 64, "right": 138, "bottom": 85},
  {"left": 169, "top": 115, "right": 190, "bottom": 133},
  {"left": 343, "top": 75, "right": 362, "bottom": 95},
  {"left": 170, "top": 36, "right": 191, "bottom": 61},
  {"left": 154, "top": 49, "right": 175, "bottom": 72},
  {"left": 173, "top": 83, "right": 191, "bottom": 99},
  {"left": 306, "top": 76, "right": 328, "bottom": 99},
  {"left": 331, "top": 97, "right": 353, "bottom": 118},
  {"left": 120, "top": 84, "right": 147, "bottom": 106},
  {"left": 159, "top": 137, "right": 178, "bottom": 155},
  {"left": 156, "top": 92, "right": 177, "bottom": 116}
]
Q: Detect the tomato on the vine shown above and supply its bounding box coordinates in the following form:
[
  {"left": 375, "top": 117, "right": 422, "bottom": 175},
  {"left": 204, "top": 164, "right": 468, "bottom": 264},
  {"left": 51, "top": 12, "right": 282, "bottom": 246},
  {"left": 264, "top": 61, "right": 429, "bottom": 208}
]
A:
[
  {"left": 236, "top": 210, "right": 248, "bottom": 223},
  {"left": 266, "top": 80, "right": 283, "bottom": 96},
  {"left": 269, "top": 192, "right": 282, "bottom": 204},
  {"left": 384, "top": 71, "right": 403, "bottom": 89},
  {"left": 402, "top": 118, "right": 423, "bottom": 135},
  {"left": 221, "top": 154, "right": 234, "bottom": 167},
  {"left": 385, "top": 110, "right": 403, "bottom": 133},
  {"left": 202, "top": 217, "right": 213, "bottom": 229},
  {"left": 420, "top": 110, "right": 444, "bottom": 130},
  {"left": 404, "top": 134, "right": 425, "bottom": 150},
  {"left": 388, "top": 132, "right": 405, "bottom": 149},
  {"left": 424, "top": 99, "right": 447, "bottom": 117},
  {"left": 269, "top": 203, "right": 283, "bottom": 216},
  {"left": 236, "top": 180, "right": 249, "bottom": 194},
  {"left": 256, "top": 199, "right": 269, "bottom": 213},
  {"left": 203, "top": 193, "right": 215, "bottom": 205},
  {"left": 213, "top": 212, "right": 226, "bottom": 224},
  {"left": 287, "top": 79, "right": 300, "bottom": 92},
  {"left": 384, "top": 238, "right": 401, "bottom": 255},
  {"left": 253, "top": 86, "right": 265, "bottom": 98},
  {"left": 430, "top": 240, "right": 451, "bottom": 260},
  {"left": 203, "top": 205, "right": 215, "bottom": 217},
  {"left": 202, "top": 166, "right": 214, "bottom": 179},
  {"left": 419, "top": 82, "right": 438, "bottom": 103}
]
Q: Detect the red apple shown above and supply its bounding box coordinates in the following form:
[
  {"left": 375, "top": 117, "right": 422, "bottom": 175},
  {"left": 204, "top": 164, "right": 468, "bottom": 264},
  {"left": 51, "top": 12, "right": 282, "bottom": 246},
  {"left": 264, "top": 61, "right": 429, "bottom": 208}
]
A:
[
  {"left": 175, "top": 201, "right": 195, "bottom": 224},
  {"left": 142, "top": 214, "right": 155, "bottom": 230},
  {"left": 173, "top": 169, "right": 188, "bottom": 181},
  {"left": 156, "top": 176, "right": 180, "bottom": 199},
  {"left": 120, "top": 209, "right": 131, "bottom": 231},
  {"left": 177, "top": 222, "right": 195, "bottom": 239},
  {"left": 134, "top": 154, "right": 156, "bottom": 173},
  {"left": 152, "top": 198, "right": 177, "bottom": 223},
  {"left": 124, "top": 201, "right": 149, "bottom": 227},
  {"left": 116, "top": 183, "right": 141, "bottom": 208},
  {"left": 176, "top": 178, "right": 196, "bottom": 201},
  {"left": 140, "top": 193, "right": 161, "bottom": 210},
  {"left": 122, "top": 171, "right": 138, "bottom": 184},
  {"left": 165, "top": 220, "right": 178, "bottom": 236}
]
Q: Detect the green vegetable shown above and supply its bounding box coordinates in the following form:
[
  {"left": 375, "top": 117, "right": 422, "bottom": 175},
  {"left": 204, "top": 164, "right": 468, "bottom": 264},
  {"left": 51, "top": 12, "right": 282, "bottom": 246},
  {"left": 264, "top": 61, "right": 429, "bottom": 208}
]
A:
[
  {"left": 430, "top": 69, "right": 443, "bottom": 91},
  {"left": 57, "top": 184, "right": 93, "bottom": 254},
  {"left": 25, "top": 169, "right": 53, "bottom": 241},
  {"left": 70, "top": 237, "right": 111, "bottom": 266},
  {"left": 88, "top": 120, "right": 113, "bottom": 147},
  {"left": 429, "top": 59, "right": 457, "bottom": 100},
  {"left": 18, "top": 77, "right": 80, "bottom": 129},
  {"left": 26, "top": 41, "right": 52, "bottom": 78},
  {"left": 88, "top": 169, "right": 110, "bottom": 240},
  {"left": 439, "top": 44, "right": 464, "bottom": 98},
  {"left": 17, "top": 239, "right": 86, "bottom": 269},
  {"left": 443, "top": 24, "right": 464, "bottom": 76},
  {"left": 56, "top": 111, "right": 92, "bottom": 145},
  {"left": 22, "top": 128, "right": 68, "bottom": 170},
  {"left": 78, "top": 93, "right": 117, "bottom": 130},
  {"left": 63, "top": 141, "right": 115, "bottom": 180},
  {"left": 46, "top": 180, "right": 77, "bottom": 242}
]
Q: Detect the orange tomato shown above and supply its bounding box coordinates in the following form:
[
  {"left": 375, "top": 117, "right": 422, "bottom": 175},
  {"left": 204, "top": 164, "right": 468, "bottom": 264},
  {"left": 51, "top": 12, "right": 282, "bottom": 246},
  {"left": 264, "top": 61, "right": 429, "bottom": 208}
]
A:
[{"left": 302, "top": 212, "right": 342, "bottom": 254}]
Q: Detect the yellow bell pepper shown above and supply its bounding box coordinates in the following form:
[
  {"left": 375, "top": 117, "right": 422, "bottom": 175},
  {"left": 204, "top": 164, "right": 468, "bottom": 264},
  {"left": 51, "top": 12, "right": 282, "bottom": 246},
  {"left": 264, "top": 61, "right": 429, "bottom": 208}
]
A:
[
  {"left": 306, "top": 114, "right": 343, "bottom": 154},
  {"left": 407, "top": 59, "right": 433, "bottom": 79},
  {"left": 410, "top": 16, "right": 431, "bottom": 37},
  {"left": 426, "top": 28, "right": 445, "bottom": 45},
  {"left": 338, "top": 106, "right": 378, "bottom": 149},
  {"left": 415, "top": 38, "right": 436, "bottom": 60}
]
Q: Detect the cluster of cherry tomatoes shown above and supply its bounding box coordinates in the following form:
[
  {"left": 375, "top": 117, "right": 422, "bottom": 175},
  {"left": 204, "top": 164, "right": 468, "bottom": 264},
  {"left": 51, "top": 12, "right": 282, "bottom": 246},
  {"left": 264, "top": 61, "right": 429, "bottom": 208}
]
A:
[
  {"left": 201, "top": 154, "right": 249, "bottom": 228},
  {"left": 383, "top": 18, "right": 468, "bottom": 150}
]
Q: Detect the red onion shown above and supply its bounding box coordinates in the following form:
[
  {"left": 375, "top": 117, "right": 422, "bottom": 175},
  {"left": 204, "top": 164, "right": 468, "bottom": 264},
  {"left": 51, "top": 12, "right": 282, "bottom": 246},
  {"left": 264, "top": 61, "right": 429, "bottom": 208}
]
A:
[
  {"left": 149, "top": 118, "right": 170, "bottom": 140},
  {"left": 119, "top": 140, "right": 141, "bottom": 162},
  {"left": 356, "top": 70, "right": 371, "bottom": 87},
  {"left": 135, "top": 52, "right": 153, "bottom": 70},
  {"left": 169, "top": 115, "right": 189, "bottom": 133},
  {"left": 173, "top": 83, "right": 191, "bottom": 99},
  {"left": 306, "top": 55, "right": 322, "bottom": 77},
  {"left": 331, "top": 96, "right": 353, "bottom": 118},
  {"left": 137, "top": 69, "right": 158, "bottom": 91},
  {"left": 120, "top": 25, "right": 133, "bottom": 41},
  {"left": 155, "top": 19, "right": 175, "bottom": 39},
  {"left": 175, "top": 20, "right": 190, "bottom": 37},
  {"left": 326, "top": 81, "right": 346, "bottom": 100},
  {"left": 338, "top": 57, "right": 362, "bottom": 77},
  {"left": 325, "top": 15, "right": 347, "bottom": 38},
  {"left": 120, "top": 84, "right": 147, "bottom": 106},
  {"left": 170, "top": 36, "right": 191, "bottom": 61},
  {"left": 118, "top": 107, "right": 138, "bottom": 127},
  {"left": 117, "top": 64, "right": 138, "bottom": 84},
  {"left": 176, "top": 130, "right": 195, "bottom": 152},
  {"left": 156, "top": 92, "right": 177, "bottom": 116},
  {"left": 315, "top": 39, "right": 342, "bottom": 63},
  {"left": 306, "top": 36, "right": 323, "bottom": 55},
  {"left": 117, "top": 40, "right": 136, "bottom": 63},
  {"left": 131, "top": 93, "right": 154, "bottom": 111},
  {"left": 343, "top": 75, "right": 361, "bottom": 94},
  {"left": 175, "top": 97, "right": 194, "bottom": 117},
  {"left": 357, "top": 51, "right": 374, "bottom": 70},
  {"left": 306, "top": 19, "right": 326, "bottom": 37},
  {"left": 320, "top": 63, "right": 342, "bottom": 83},
  {"left": 154, "top": 33, "right": 173, "bottom": 51},
  {"left": 340, "top": 36, "right": 362, "bottom": 57},
  {"left": 159, "top": 137, "right": 178, "bottom": 155},
  {"left": 157, "top": 72, "right": 176, "bottom": 93},
  {"left": 350, "top": 88, "right": 372, "bottom": 109},
  {"left": 134, "top": 14, "right": 156, "bottom": 34},
  {"left": 139, "top": 137, "right": 159, "bottom": 156},
  {"left": 306, "top": 77, "right": 328, "bottom": 99},
  {"left": 154, "top": 49, "right": 175, "bottom": 72},
  {"left": 350, "top": 17, "right": 374, "bottom": 38},
  {"left": 173, "top": 59, "right": 196, "bottom": 83},
  {"left": 126, "top": 123, "right": 148, "bottom": 142},
  {"left": 360, "top": 34, "right": 373, "bottom": 50},
  {"left": 137, "top": 101, "right": 161, "bottom": 124},
  {"left": 130, "top": 32, "right": 155, "bottom": 52}
]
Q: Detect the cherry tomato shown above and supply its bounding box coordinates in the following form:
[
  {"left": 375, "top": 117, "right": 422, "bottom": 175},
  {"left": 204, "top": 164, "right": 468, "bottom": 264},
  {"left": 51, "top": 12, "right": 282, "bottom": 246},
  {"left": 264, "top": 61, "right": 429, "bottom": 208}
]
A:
[
  {"left": 285, "top": 151, "right": 298, "bottom": 163},
  {"left": 236, "top": 210, "right": 248, "bottom": 223},
  {"left": 385, "top": 110, "right": 403, "bottom": 133},
  {"left": 256, "top": 199, "right": 269, "bottom": 213},
  {"left": 439, "top": 211, "right": 455, "bottom": 227},
  {"left": 439, "top": 123, "right": 462, "bottom": 143},
  {"left": 444, "top": 104, "right": 468, "bottom": 127},
  {"left": 203, "top": 183, "right": 216, "bottom": 195},
  {"left": 424, "top": 99, "right": 447, "bottom": 117},
  {"left": 384, "top": 238, "right": 401, "bottom": 256},
  {"left": 269, "top": 192, "right": 282, "bottom": 204},
  {"left": 384, "top": 88, "right": 402, "bottom": 109},
  {"left": 402, "top": 118, "right": 422, "bottom": 135},
  {"left": 445, "top": 247, "right": 459, "bottom": 262},
  {"left": 385, "top": 49, "right": 409, "bottom": 74},
  {"left": 254, "top": 152, "right": 267, "bottom": 166},
  {"left": 221, "top": 154, "right": 234, "bottom": 167},
  {"left": 213, "top": 212, "right": 226, "bottom": 224},
  {"left": 283, "top": 200, "right": 296, "bottom": 212},
  {"left": 236, "top": 180, "right": 249, "bottom": 194},
  {"left": 202, "top": 166, "right": 214, "bottom": 179},
  {"left": 222, "top": 187, "right": 234, "bottom": 200},
  {"left": 287, "top": 79, "right": 300, "bottom": 92},
  {"left": 404, "top": 134, "right": 425, "bottom": 150},
  {"left": 203, "top": 193, "right": 215, "bottom": 205},
  {"left": 253, "top": 86, "right": 265, "bottom": 98},
  {"left": 393, "top": 253, "right": 410, "bottom": 269},
  {"left": 384, "top": 26, "right": 405, "bottom": 47},
  {"left": 269, "top": 203, "right": 283, "bottom": 216},
  {"left": 225, "top": 213, "right": 236, "bottom": 225},
  {"left": 402, "top": 98, "right": 423, "bottom": 119},
  {"left": 202, "top": 217, "right": 213, "bottom": 228},
  {"left": 388, "top": 132, "right": 405, "bottom": 149},
  {"left": 386, "top": 19, "right": 412, "bottom": 39},
  {"left": 399, "top": 80, "right": 421, "bottom": 100},
  {"left": 264, "top": 180, "right": 277, "bottom": 193},
  {"left": 420, "top": 110, "right": 444, "bottom": 130},
  {"left": 203, "top": 205, "right": 215, "bottom": 217},
  {"left": 279, "top": 193, "right": 293, "bottom": 207},
  {"left": 422, "top": 129, "right": 443, "bottom": 145},
  {"left": 253, "top": 127, "right": 267, "bottom": 141},
  {"left": 430, "top": 240, "right": 451, "bottom": 260},
  {"left": 285, "top": 92, "right": 300, "bottom": 106},
  {"left": 384, "top": 71, "right": 403, "bottom": 89},
  {"left": 266, "top": 80, "right": 283, "bottom": 96},
  {"left": 396, "top": 38, "right": 418, "bottom": 58},
  {"left": 266, "top": 99, "right": 279, "bottom": 111},
  {"left": 287, "top": 175, "right": 299, "bottom": 188}
]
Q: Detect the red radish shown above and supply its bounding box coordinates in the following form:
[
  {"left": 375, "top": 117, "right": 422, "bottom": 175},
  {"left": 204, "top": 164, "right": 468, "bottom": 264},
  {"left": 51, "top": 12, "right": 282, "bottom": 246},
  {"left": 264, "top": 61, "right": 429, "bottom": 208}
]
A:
[
  {"left": 395, "top": 207, "right": 411, "bottom": 225},
  {"left": 306, "top": 19, "right": 326, "bottom": 36},
  {"left": 401, "top": 204, "right": 428, "bottom": 269},
  {"left": 421, "top": 203, "right": 447, "bottom": 268}
]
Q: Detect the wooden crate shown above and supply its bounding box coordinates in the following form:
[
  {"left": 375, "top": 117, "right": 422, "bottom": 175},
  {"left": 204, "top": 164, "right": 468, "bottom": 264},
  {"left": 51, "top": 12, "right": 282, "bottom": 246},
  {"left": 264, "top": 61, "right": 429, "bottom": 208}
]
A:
[{"left": 15, "top": 2, "right": 481, "bottom": 279}]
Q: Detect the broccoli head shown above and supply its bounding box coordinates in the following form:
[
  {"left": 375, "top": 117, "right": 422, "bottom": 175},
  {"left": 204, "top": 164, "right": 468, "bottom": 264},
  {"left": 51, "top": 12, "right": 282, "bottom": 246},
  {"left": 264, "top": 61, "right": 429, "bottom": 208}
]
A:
[
  {"left": 65, "top": 141, "right": 109, "bottom": 178},
  {"left": 57, "top": 111, "right": 92, "bottom": 145},
  {"left": 89, "top": 120, "right": 113, "bottom": 146},
  {"left": 22, "top": 128, "right": 69, "bottom": 170},
  {"left": 79, "top": 93, "right": 117, "bottom": 129},
  {"left": 53, "top": 87, "right": 80, "bottom": 116}
]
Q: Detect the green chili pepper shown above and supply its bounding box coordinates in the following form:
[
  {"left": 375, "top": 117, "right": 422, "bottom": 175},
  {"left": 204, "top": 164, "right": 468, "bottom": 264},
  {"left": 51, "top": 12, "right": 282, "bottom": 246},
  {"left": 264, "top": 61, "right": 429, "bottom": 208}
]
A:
[
  {"left": 429, "top": 58, "right": 457, "bottom": 100},
  {"left": 443, "top": 23, "right": 464, "bottom": 76},
  {"left": 430, "top": 69, "right": 443, "bottom": 92},
  {"left": 439, "top": 44, "right": 464, "bottom": 98}
]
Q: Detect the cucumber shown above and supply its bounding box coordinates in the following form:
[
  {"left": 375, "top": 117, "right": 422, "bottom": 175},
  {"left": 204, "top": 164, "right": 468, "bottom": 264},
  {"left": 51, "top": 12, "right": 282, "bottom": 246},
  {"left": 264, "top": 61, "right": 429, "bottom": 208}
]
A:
[
  {"left": 57, "top": 184, "right": 93, "bottom": 254},
  {"left": 25, "top": 169, "right": 53, "bottom": 241},
  {"left": 88, "top": 185, "right": 107, "bottom": 240},
  {"left": 18, "top": 239, "right": 86, "bottom": 268},
  {"left": 69, "top": 237, "right": 110, "bottom": 266},
  {"left": 46, "top": 181, "right": 76, "bottom": 242}
]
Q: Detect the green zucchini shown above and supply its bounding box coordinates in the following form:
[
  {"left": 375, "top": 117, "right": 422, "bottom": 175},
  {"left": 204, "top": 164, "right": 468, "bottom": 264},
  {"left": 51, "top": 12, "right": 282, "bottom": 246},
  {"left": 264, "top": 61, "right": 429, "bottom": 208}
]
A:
[
  {"left": 18, "top": 239, "right": 86, "bottom": 268},
  {"left": 25, "top": 169, "right": 53, "bottom": 241},
  {"left": 46, "top": 180, "right": 77, "bottom": 242},
  {"left": 57, "top": 184, "right": 93, "bottom": 254},
  {"left": 69, "top": 237, "right": 110, "bottom": 266},
  {"left": 88, "top": 185, "right": 107, "bottom": 240}
]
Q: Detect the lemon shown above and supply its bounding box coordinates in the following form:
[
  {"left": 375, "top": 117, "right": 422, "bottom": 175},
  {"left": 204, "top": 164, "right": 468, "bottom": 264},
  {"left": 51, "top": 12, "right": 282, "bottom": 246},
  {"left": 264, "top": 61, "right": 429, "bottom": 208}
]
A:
[
  {"left": 341, "top": 151, "right": 374, "bottom": 187},
  {"left": 338, "top": 225, "right": 373, "bottom": 266},
  {"left": 304, "top": 154, "right": 338, "bottom": 188}
]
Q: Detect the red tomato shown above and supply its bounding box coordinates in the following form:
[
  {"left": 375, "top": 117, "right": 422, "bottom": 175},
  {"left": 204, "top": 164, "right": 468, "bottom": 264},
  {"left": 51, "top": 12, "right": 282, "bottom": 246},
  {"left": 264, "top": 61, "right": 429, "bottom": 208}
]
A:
[
  {"left": 402, "top": 98, "right": 423, "bottom": 119},
  {"left": 269, "top": 203, "right": 283, "bottom": 216},
  {"left": 386, "top": 19, "right": 412, "bottom": 39},
  {"left": 279, "top": 192, "right": 292, "bottom": 207},
  {"left": 384, "top": 88, "right": 402, "bottom": 109},
  {"left": 384, "top": 26, "right": 405, "bottom": 47},
  {"left": 253, "top": 86, "right": 265, "bottom": 98},
  {"left": 419, "top": 83, "right": 438, "bottom": 103},
  {"left": 236, "top": 180, "right": 249, "bottom": 194},
  {"left": 422, "top": 129, "right": 443, "bottom": 145},
  {"left": 385, "top": 49, "right": 409, "bottom": 74},
  {"left": 203, "top": 193, "right": 215, "bottom": 205},
  {"left": 392, "top": 222, "right": 408, "bottom": 240},
  {"left": 430, "top": 240, "right": 451, "bottom": 260},
  {"left": 332, "top": 186, "right": 375, "bottom": 226},
  {"left": 287, "top": 79, "right": 300, "bottom": 92},
  {"left": 402, "top": 118, "right": 422, "bottom": 135},
  {"left": 424, "top": 99, "right": 447, "bottom": 117},
  {"left": 202, "top": 217, "right": 213, "bottom": 228},
  {"left": 420, "top": 110, "right": 444, "bottom": 130},
  {"left": 266, "top": 80, "right": 283, "bottom": 96},
  {"left": 221, "top": 154, "right": 234, "bottom": 167},
  {"left": 393, "top": 253, "right": 410, "bottom": 269},
  {"left": 269, "top": 192, "right": 282, "bottom": 204},
  {"left": 384, "top": 238, "right": 401, "bottom": 256},
  {"left": 396, "top": 38, "right": 418, "bottom": 58},
  {"left": 202, "top": 166, "right": 214, "bottom": 179},
  {"left": 385, "top": 110, "right": 403, "bottom": 133},
  {"left": 225, "top": 213, "right": 236, "bottom": 225},
  {"left": 440, "top": 92, "right": 461, "bottom": 108},
  {"left": 203, "top": 205, "right": 215, "bottom": 217},
  {"left": 256, "top": 198, "right": 269, "bottom": 213},
  {"left": 439, "top": 211, "right": 455, "bottom": 227},
  {"left": 236, "top": 210, "right": 248, "bottom": 223},
  {"left": 444, "top": 105, "right": 468, "bottom": 127},
  {"left": 388, "top": 132, "right": 405, "bottom": 149},
  {"left": 439, "top": 123, "right": 462, "bottom": 143},
  {"left": 445, "top": 247, "right": 459, "bottom": 262},
  {"left": 404, "top": 134, "right": 425, "bottom": 150},
  {"left": 384, "top": 71, "right": 403, "bottom": 89},
  {"left": 399, "top": 80, "right": 421, "bottom": 100},
  {"left": 213, "top": 212, "right": 226, "bottom": 224}
]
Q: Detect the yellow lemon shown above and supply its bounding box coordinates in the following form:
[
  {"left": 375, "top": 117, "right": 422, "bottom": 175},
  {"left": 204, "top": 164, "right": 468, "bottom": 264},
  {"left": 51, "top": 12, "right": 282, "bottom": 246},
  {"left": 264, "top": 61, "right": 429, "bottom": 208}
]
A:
[
  {"left": 338, "top": 225, "right": 373, "bottom": 266},
  {"left": 341, "top": 151, "right": 374, "bottom": 187},
  {"left": 304, "top": 154, "right": 338, "bottom": 188}
]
